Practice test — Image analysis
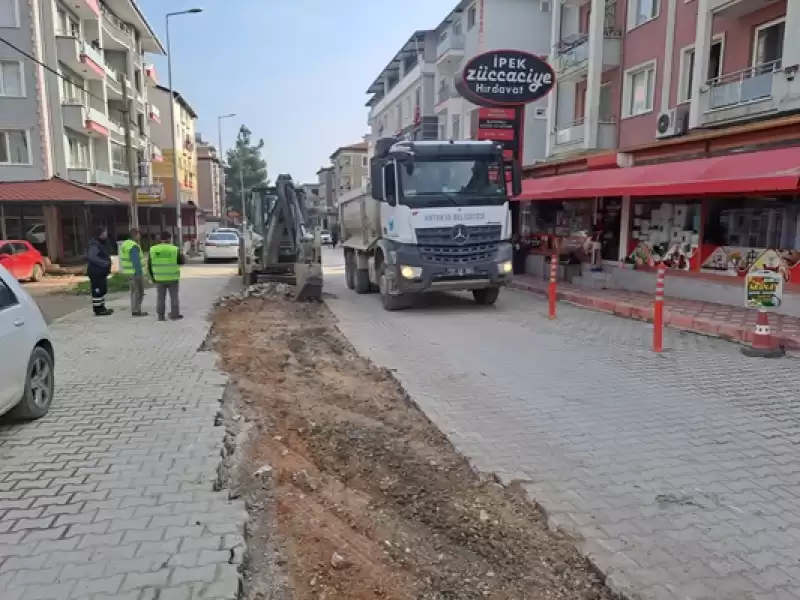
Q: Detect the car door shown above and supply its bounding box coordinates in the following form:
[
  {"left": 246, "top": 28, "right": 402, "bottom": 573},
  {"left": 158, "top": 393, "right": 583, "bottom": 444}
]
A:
[
  {"left": 12, "top": 243, "right": 33, "bottom": 279},
  {"left": 0, "top": 243, "right": 17, "bottom": 279},
  {"left": 0, "top": 273, "right": 29, "bottom": 412}
]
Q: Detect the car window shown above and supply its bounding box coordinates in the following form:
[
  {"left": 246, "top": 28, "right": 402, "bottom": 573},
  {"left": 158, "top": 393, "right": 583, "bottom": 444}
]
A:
[
  {"left": 0, "top": 279, "right": 19, "bottom": 310},
  {"left": 12, "top": 242, "right": 28, "bottom": 253},
  {"left": 209, "top": 233, "right": 239, "bottom": 241},
  {"left": 0, "top": 243, "right": 14, "bottom": 256}
]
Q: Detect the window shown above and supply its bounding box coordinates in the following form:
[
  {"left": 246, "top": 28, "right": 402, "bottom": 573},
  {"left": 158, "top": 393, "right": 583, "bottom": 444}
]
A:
[
  {"left": 0, "top": 279, "right": 19, "bottom": 310},
  {"left": 0, "top": 130, "right": 29, "bottom": 164},
  {"left": 438, "top": 117, "right": 446, "bottom": 139},
  {"left": 679, "top": 39, "right": 723, "bottom": 103},
  {"left": 453, "top": 19, "right": 462, "bottom": 36},
  {"left": 67, "top": 137, "right": 89, "bottom": 168},
  {"left": 623, "top": 62, "right": 656, "bottom": 117},
  {"left": 467, "top": 4, "right": 476, "bottom": 29},
  {"left": 362, "top": 155, "right": 368, "bottom": 167},
  {"left": 599, "top": 84, "right": 613, "bottom": 121},
  {"left": 0, "top": 0, "right": 19, "bottom": 28},
  {"left": 111, "top": 143, "right": 126, "bottom": 171},
  {"left": 56, "top": 8, "right": 79, "bottom": 36},
  {"left": 628, "top": 0, "right": 658, "bottom": 29},
  {"left": 0, "top": 61, "right": 22, "bottom": 96},
  {"left": 451, "top": 114, "right": 461, "bottom": 140},
  {"left": 754, "top": 19, "right": 784, "bottom": 68}
]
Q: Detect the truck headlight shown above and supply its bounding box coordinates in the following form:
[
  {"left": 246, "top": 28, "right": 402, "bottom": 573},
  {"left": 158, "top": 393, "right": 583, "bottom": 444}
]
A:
[
  {"left": 400, "top": 265, "right": 422, "bottom": 279},
  {"left": 499, "top": 261, "right": 513, "bottom": 274}
]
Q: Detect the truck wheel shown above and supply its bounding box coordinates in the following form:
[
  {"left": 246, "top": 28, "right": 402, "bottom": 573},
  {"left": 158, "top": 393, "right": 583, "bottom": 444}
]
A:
[
  {"left": 354, "top": 269, "right": 371, "bottom": 294},
  {"left": 344, "top": 251, "right": 355, "bottom": 290},
  {"left": 472, "top": 287, "right": 500, "bottom": 305},
  {"left": 378, "top": 264, "right": 407, "bottom": 311}
]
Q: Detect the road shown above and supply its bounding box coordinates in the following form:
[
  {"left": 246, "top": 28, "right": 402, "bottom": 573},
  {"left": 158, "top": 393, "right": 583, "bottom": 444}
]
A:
[
  {"left": 0, "top": 263, "right": 245, "bottom": 600},
  {"left": 322, "top": 246, "right": 800, "bottom": 600}
]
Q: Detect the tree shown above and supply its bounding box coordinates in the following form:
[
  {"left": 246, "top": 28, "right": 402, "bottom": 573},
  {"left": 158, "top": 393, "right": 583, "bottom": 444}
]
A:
[{"left": 224, "top": 125, "right": 268, "bottom": 215}]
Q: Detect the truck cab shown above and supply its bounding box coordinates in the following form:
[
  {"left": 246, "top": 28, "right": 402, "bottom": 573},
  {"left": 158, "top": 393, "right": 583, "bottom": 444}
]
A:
[{"left": 340, "top": 138, "right": 521, "bottom": 310}]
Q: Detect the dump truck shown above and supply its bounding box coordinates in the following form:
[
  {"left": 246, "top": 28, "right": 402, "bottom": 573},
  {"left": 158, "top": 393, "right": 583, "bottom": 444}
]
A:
[
  {"left": 240, "top": 174, "right": 323, "bottom": 300},
  {"left": 339, "top": 138, "right": 521, "bottom": 310}
]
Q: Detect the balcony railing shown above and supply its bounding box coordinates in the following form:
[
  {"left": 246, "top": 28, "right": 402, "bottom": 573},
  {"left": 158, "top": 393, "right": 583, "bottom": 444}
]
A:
[
  {"left": 554, "top": 119, "right": 587, "bottom": 146},
  {"left": 551, "top": 117, "right": 617, "bottom": 154},
  {"left": 437, "top": 33, "right": 465, "bottom": 59},
  {"left": 437, "top": 83, "right": 458, "bottom": 104},
  {"left": 81, "top": 43, "right": 105, "bottom": 69},
  {"left": 706, "top": 60, "right": 781, "bottom": 111},
  {"left": 100, "top": 3, "right": 134, "bottom": 38}
]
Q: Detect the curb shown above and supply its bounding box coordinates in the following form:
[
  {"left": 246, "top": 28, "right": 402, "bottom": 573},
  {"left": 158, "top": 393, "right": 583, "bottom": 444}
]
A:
[{"left": 509, "top": 281, "right": 800, "bottom": 352}]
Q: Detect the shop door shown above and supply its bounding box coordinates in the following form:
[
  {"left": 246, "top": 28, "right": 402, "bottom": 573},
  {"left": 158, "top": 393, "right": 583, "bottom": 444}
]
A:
[{"left": 599, "top": 197, "right": 622, "bottom": 260}]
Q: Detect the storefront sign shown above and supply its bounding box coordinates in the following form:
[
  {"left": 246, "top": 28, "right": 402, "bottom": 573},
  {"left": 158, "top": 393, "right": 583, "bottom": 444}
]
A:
[
  {"left": 477, "top": 107, "right": 523, "bottom": 161},
  {"left": 745, "top": 270, "right": 783, "bottom": 310},
  {"left": 136, "top": 184, "right": 164, "bottom": 204},
  {"left": 456, "top": 50, "right": 556, "bottom": 107}
]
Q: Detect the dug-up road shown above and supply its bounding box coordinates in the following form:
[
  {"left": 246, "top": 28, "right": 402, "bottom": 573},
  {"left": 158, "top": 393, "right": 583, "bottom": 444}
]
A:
[{"left": 211, "top": 285, "right": 612, "bottom": 600}]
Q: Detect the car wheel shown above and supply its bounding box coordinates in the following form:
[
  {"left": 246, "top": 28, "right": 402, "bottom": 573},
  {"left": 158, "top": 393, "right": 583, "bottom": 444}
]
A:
[
  {"left": 10, "top": 346, "right": 55, "bottom": 420},
  {"left": 30, "top": 263, "right": 44, "bottom": 282}
]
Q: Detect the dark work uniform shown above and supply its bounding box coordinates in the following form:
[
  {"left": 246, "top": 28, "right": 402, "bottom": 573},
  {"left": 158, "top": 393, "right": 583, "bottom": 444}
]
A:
[{"left": 86, "top": 238, "right": 112, "bottom": 315}]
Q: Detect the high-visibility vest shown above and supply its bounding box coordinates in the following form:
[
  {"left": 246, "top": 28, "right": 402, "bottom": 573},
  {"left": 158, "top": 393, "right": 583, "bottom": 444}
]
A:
[
  {"left": 149, "top": 243, "right": 180, "bottom": 282},
  {"left": 119, "top": 239, "right": 139, "bottom": 275}
]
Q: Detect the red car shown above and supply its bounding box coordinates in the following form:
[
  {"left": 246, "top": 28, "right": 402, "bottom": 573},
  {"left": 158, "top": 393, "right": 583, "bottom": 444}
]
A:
[{"left": 0, "top": 240, "right": 45, "bottom": 282}]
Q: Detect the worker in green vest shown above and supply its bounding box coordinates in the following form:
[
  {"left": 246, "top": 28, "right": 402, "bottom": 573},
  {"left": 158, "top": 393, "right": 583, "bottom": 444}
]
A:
[
  {"left": 147, "top": 231, "right": 185, "bottom": 321},
  {"left": 119, "top": 228, "right": 147, "bottom": 317}
]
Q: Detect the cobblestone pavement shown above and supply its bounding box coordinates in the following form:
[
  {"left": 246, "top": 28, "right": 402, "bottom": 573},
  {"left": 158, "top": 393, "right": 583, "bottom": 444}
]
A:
[
  {"left": 323, "top": 248, "right": 800, "bottom": 600},
  {"left": 0, "top": 264, "right": 246, "bottom": 600}
]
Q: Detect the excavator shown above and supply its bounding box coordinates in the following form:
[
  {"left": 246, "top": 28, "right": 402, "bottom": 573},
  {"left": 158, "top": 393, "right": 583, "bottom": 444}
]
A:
[{"left": 240, "top": 174, "right": 323, "bottom": 301}]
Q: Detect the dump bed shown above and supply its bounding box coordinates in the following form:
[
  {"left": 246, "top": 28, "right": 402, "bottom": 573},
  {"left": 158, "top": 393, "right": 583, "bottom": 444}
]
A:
[{"left": 339, "top": 187, "right": 381, "bottom": 250}]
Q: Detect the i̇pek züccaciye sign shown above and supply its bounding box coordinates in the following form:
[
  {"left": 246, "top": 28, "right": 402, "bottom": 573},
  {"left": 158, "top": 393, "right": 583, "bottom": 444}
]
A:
[{"left": 455, "top": 49, "right": 556, "bottom": 107}]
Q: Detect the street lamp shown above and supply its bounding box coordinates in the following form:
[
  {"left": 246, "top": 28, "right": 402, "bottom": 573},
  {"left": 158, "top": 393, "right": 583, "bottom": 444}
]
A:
[
  {"left": 166, "top": 7, "right": 202, "bottom": 249},
  {"left": 217, "top": 113, "right": 236, "bottom": 225}
]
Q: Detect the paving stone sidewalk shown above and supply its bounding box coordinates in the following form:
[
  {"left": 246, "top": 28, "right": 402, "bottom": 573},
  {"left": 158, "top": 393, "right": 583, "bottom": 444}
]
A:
[
  {"left": 0, "top": 266, "right": 246, "bottom": 600},
  {"left": 321, "top": 248, "right": 800, "bottom": 600}
]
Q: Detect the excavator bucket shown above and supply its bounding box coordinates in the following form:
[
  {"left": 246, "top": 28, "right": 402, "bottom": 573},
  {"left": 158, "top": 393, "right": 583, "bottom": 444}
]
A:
[{"left": 293, "top": 262, "right": 323, "bottom": 301}]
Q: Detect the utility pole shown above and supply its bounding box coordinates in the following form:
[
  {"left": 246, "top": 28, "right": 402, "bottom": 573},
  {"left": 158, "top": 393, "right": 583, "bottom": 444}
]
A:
[{"left": 122, "top": 74, "right": 139, "bottom": 229}]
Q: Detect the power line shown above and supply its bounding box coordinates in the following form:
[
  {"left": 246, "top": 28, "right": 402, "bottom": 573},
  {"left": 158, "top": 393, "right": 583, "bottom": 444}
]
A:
[{"left": 0, "top": 33, "right": 144, "bottom": 130}]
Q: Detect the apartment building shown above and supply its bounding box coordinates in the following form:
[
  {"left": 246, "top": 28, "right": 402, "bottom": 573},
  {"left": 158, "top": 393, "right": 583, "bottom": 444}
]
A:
[
  {"left": 0, "top": 0, "right": 163, "bottom": 185},
  {"left": 149, "top": 84, "right": 198, "bottom": 204},
  {"left": 329, "top": 141, "right": 368, "bottom": 202},
  {"left": 196, "top": 139, "right": 221, "bottom": 217},
  {"left": 315, "top": 165, "right": 335, "bottom": 228},
  {"left": 366, "top": 0, "right": 552, "bottom": 165},
  {"left": 520, "top": 0, "right": 800, "bottom": 315}
]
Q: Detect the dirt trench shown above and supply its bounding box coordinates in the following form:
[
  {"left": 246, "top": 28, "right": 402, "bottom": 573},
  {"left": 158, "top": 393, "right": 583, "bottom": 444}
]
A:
[{"left": 211, "top": 294, "right": 614, "bottom": 600}]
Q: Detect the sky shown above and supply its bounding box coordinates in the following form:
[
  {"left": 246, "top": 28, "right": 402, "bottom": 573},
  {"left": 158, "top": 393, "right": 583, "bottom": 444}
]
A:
[{"left": 137, "top": 0, "right": 456, "bottom": 184}]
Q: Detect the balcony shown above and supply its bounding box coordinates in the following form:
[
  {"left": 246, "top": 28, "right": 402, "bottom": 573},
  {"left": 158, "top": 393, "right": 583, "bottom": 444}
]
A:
[
  {"left": 553, "top": 32, "right": 622, "bottom": 81},
  {"left": 104, "top": 66, "right": 132, "bottom": 100},
  {"left": 708, "top": 0, "right": 772, "bottom": 18},
  {"left": 699, "top": 61, "right": 782, "bottom": 125},
  {"left": 107, "top": 114, "right": 125, "bottom": 144},
  {"left": 101, "top": 4, "right": 134, "bottom": 49},
  {"left": 63, "top": 98, "right": 111, "bottom": 138},
  {"left": 55, "top": 36, "right": 106, "bottom": 80},
  {"left": 67, "top": 167, "right": 92, "bottom": 183},
  {"left": 72, "top": 0, "right": 100, "bottom": 18},
  {"left": 148, "top": 104, "right": 161, "bottom": 123},
  {"left": 436, "top": 33, "right": 465, "bottom": 72},
  {"left": 550, "top": 118, "right": 617, "bottom": 157},
  {"left": 436, "top": 80, "right": 459, "bottom": 106},
  {"left": 144, "top": 64, "right": 158, "bottom": 87}
]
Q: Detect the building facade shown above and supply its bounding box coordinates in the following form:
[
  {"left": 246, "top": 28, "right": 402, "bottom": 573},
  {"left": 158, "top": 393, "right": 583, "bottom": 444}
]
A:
[
  {"left": 0, "top": 0, "right": 163, "bottom": 186},
  {"left": 196, "top": 138, "right": 221, "bottom": 217},
  {"left": 149, "top": 84, "right": 198, "bottom": 204},
  {"left": 366, "top": 0, "right": 553, "bottom": 165},
  {"left": 329, "top": 141, "right": 368, "bottom": 206},
  {"left": 520, "top": 0, "right": 800, "bottom": 315}
]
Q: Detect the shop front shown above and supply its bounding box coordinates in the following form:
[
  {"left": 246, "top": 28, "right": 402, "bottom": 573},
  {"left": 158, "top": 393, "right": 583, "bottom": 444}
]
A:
[{"left": 517, "top": 145, "right": 800, "bottom": 316}]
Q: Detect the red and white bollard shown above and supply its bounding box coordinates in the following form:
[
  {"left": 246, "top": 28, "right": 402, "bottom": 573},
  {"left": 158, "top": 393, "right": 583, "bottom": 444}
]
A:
[
  {"left": 652, "top": 264, "right": 666, "bottom": 353},
  {"left": 742, "top": 309, "right": 785, "bottom": 358},
  {"left": 548, "top": 253, "right": 558, "bottom": 320}
]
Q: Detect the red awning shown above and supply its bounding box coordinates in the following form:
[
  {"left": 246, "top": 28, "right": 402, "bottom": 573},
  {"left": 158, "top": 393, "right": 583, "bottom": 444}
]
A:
[{"left": 517, "top": 146, "right": 800, "bottom": 201}]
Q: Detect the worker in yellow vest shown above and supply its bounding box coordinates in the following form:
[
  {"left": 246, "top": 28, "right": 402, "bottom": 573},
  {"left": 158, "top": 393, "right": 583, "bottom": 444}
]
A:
[
  {"left": 119, "top": 228, "right": 147, "bottom": 317},
  {"left": 147, "top": 231, "right": 185, "bottom": 321}
]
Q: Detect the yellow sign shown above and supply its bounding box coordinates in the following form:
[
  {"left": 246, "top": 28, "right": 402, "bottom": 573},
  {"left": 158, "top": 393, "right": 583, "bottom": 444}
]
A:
[
  {"left": 745, "top": 270, "right": 783, "bottom": 310},
  {"left": 136, "top": 184, "right": 164, "bottom": 204}
]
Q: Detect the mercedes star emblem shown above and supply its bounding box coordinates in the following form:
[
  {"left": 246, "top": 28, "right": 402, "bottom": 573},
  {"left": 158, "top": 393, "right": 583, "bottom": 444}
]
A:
[{"left": 451, "top": 225, "right": 470, "bottom": 244}]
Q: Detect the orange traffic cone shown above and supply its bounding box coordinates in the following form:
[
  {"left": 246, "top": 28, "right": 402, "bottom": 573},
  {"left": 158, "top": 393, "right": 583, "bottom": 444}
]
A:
[{"left": 741, "top": 309, "right": 785, "bottom": 358}]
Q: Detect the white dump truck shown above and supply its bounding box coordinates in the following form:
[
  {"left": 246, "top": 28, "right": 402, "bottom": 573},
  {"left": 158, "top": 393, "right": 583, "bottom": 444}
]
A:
[{"left": 339, "top": 137, "right": 521, "bottom": 310}]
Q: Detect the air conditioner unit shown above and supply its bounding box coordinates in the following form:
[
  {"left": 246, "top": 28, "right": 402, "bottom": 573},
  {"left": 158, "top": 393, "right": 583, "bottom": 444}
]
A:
[{"left": 655, "top": 106, "right": 689, "bottom": 139}]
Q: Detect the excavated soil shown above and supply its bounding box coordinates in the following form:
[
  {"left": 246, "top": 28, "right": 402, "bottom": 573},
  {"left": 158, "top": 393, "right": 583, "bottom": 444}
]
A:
[{"left": 211, "top": 294, "right": 614, "bottom": 600}]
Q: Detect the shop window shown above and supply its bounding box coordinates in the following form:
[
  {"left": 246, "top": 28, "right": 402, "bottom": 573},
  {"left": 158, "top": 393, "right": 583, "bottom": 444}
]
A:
[
  {"left": 629, "top": 201, "right": 701, "bottom": 270},
  {"left": 701, "top": 198, "right": 800, "bottom": 280},
  {"left": 520, "top": 200, "right": 595, "bottom": 261}
]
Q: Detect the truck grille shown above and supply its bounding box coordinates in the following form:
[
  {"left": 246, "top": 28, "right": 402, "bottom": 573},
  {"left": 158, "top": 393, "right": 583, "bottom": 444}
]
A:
[{"left": 415, "top": 225, "right": 502, "bottom": 265}]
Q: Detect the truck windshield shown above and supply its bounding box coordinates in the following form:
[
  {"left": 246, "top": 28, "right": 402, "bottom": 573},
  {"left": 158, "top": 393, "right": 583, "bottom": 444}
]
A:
[{"left": 400, "top": 158, "right": 506, "bottom": 206}]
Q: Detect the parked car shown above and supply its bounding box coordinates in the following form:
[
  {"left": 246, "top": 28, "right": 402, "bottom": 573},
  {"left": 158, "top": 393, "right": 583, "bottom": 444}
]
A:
[
  {"left": 0, "top": 265, "right": 55, "bottom": 420},
  {"left": 0, "top": 240, "right": 46, "bottom": 282},
  {"left": 203, "top": 230, "right": 240, "bottom": 263},
  {"left": 320, "top": 230, "right": 333, "bottom": 245}
]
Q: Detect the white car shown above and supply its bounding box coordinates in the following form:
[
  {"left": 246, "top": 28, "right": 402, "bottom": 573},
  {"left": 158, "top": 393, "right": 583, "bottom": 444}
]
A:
[
  {"left": 320, "top": 230, "right": 333, "bottom": 245},
  {"left": 203, "top": 230, "right": 240, "bottom": 262},
  {"left": 0, "top": 265, "right": 54, "bottom": 420}
]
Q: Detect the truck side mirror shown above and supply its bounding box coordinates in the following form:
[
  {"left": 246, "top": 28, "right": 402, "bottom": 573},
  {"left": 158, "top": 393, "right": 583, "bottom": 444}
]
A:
[
  {"left": 370, "top": 158, "right": 383, "bottom": 201},
  {"left": 510, "top": 159, "right": 522, "bottom": 198}
]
